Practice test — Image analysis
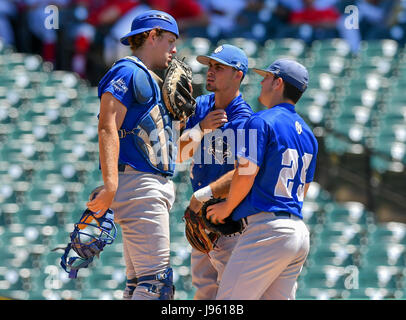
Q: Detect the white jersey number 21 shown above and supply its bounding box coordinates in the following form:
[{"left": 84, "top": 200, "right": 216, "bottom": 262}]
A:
[{"left": 274, "top": 149, "right": 313, "bottom": 201}]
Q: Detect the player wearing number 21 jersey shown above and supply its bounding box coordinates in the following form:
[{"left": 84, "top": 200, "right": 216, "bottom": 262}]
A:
[{"left": 206, "top": 59, "right": 318, "bottom": 299}]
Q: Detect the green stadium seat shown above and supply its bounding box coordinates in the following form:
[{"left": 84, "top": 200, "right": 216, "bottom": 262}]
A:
[
  {"left": 357, "top": 266, "right": 400, "bottom": 290},
  {"left": 311, "top": 38, "right": 352, "bottom": 59},
  {"left": 341, "top": 288, "right": 393, "bottom": 300},
  {"left": 260, "top": 38, "right": 308, "bottom": 64},
  {"left": 296, "top": 287, "right": 341, "bottom": 300},
  {"left": 370, "top": 156, "right": 405, "bottom": 173},
  {"left": 360, "top": 39, "right": 399, "bottom": 60},
  {"left": 307, "top": 243, "right": 359, "bottom": 267},
  {"left": 359, "top": 243, "right": 406, "bottom": 267},
  {"left": 323, "top": 201, "right": 374, "bottom": 225},
  {"left": 218, "top": 37, "right": 260, "bottom": 58},
  {"left": 313, "top": 223, "right": 366, "bottom": 247},
  {"left": 299, "top": 265, "right": 347, "bottom": 290},
  {"left": 367, "top": 222, "right": 406, "bottom": 245}
]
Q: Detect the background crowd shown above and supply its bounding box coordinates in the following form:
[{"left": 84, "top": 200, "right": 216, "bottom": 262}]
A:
[{"left": 0, "top": 0, "right": 404, "bottom": 85}]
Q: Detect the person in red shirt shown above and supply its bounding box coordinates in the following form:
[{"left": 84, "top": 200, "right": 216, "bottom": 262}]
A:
[
  {"left": 289, "top": 0, "right": 340, "bottom": 28},
  {"left": 147, "top": 0, "right": 209, "bottom": 33},
  {"left": 72, "top": 0, "right": 141, "bottom": 78}
]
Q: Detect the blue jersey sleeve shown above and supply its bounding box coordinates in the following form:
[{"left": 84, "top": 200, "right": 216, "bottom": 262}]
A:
[
  {"left": 237, "top": 115, "right": 273, "bottom": 167},
  {"left": 98, "top": 62, "right": 154, "bottom": 108}
]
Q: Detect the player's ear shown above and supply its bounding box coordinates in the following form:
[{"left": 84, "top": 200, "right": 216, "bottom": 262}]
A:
[
  {"left": 275, "top": 77, "right": 284, "bottom": 90},
  {"left": 148, "top": 29, "right": 158, "bottom": 42},
  {"left": 234, "top": 70, "right": 244, "bottom": 83}
]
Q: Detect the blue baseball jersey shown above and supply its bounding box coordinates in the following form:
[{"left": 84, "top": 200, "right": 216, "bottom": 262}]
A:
[
  {"left": 232, "top": 103, "right": 318, "bottom": 220},
  {"left": 186, "top": 93, "right": 253, "bottom": 192},
  {"left": 98, "top": 57, "right": 174, "bottom": 175}
]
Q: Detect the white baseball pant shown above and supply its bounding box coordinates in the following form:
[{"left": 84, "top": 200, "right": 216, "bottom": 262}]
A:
[
  {"left": 111, "top": 166, "right": 175, "bottom": 300},
  {"left": 191, "top": 234, "right": 239, "bottom": 299},
  {"left": 216, "top": 212, "right": 310, "bottom": 300}
]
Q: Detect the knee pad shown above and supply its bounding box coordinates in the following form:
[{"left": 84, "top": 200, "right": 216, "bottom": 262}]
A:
[{"left": 137, "top": 267, "right": 175, "bottom": 300}]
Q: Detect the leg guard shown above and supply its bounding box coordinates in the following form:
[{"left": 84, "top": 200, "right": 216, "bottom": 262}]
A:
[
  {"left": 123, "top": 277, "right": 137, "bottom": 300},
  {"left": 137, "top": 267, "right": 175, "bottom": 300}
]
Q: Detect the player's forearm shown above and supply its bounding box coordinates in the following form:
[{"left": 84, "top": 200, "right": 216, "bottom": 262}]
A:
[
  {"left": 177, "top": 123, "right": 204, "bottom": 162},
  {"left": 98, "top": 126, "right": 119, "bottom": 192},
  {"left": 209, "top": 169, "right": 234, "bottom": 198}
]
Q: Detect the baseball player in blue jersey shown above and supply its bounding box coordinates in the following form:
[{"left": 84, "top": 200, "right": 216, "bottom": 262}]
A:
[
  {"left": 178, "top": 44, "right": 253, "bottom": 299},
  {"left": 86, "top": 10, "right": 181, "bottom": 300},
  {"left": 206, "top": 59, "right": 318, "bottom": 299}
]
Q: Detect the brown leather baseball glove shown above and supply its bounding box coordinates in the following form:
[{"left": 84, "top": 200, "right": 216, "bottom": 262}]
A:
[
  {"left": 183, "top": 206, "right": 219, "bottom": 254},
  {"left": 162, "top": 57, "right": 196, "bottom": 121}
]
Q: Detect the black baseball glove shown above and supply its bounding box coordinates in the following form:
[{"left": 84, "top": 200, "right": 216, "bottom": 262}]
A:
[
  {"left": 162, "top": 57, "right": 196, "bottom": 121},
  {"left": 201, "top": 198, "right": 246, "bottom": 236}
]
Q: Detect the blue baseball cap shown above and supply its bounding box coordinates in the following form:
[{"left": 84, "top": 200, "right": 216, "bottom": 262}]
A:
[
  {"left": 253, "top": 59, "right": 309, "bottom": 92},
  {"left": 196, "top": 44, "right": 248, "bottom": 76},
  {"left": 120, "top": 10, "right": 179, "bottom": 45}
]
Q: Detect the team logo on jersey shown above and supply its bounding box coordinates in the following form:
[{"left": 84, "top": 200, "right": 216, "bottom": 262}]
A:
[
  {"left": 295, "top": 121, "right": 303, "bottom": 134},
  {"left": 208, "top": 137, "right": 232, "bottom": 164},
  {"left": 110, "top": 78, "right": 128, "bottom": 94},
  {"left": 214, "top": 46, "right": 224, "bottom": 53}
]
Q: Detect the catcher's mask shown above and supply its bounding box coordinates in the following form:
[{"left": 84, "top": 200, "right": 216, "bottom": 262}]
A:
[{"left": 57, "top": 208, "right": 117, "bottom": 279}]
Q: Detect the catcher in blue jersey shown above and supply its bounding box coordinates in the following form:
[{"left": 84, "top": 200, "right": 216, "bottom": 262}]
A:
[
  {"left": 178, "top": 44, "right": 253, "bottom": 299},
  {"left": 206, "top": 59, "right": 318, "bottom": 299},
  {"left": 86, "top": 10, "right": 195, "bottom": 300}
]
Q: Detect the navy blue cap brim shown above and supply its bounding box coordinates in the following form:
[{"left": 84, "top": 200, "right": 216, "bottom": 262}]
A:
[{"left": 252, "top": 67, "right": 307, "bottom": 92}]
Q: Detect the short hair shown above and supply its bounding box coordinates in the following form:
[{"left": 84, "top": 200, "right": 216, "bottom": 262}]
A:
[
  {"left": 128, "top": 28, "right": 165, "bottom": 51},
  {"left": 282, "top": 80, "right": 303, "bottom": 104}
]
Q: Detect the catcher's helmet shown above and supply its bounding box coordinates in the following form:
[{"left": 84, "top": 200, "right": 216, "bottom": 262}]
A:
[
  {"left": 70, "top": 208, "right": 116, "bottom": 259},
  {"left": 120, "top": 10, "right": 179, "bottom": 45},
  {"left": 59, "top": 208, "right": 117, "bottom": 278}
]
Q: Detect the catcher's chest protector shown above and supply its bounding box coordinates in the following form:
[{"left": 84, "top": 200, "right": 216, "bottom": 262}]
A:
[{"left": 119, "top": 56, "right": 178, "bottom": 176}]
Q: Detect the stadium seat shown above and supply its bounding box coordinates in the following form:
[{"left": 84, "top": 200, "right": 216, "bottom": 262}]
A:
[
  {"left": 323, "top": 201, "right": 374, "bottom": 225},
  {"left": 359, "top": 243, "right": 406, "bottom": 267},
  {"left": 367, "top": 222, "right": 406, "bottom": 245},
  {"left": 341, "top": 287, "right": 394, "bottom": 300},
  {"left": 307, "top": 243, "right": 360, "bottom": 267},
  {"left": 299, "top": 265, "right": 347, "bottom": 290},
  {"left": 357, "top": 266, "right": 401, "bottom": 290}
]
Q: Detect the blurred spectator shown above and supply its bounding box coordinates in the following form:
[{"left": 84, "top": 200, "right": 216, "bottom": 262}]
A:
[
  {"left": 337, "top": 0, "right": 398, "bottom": 53},
  {"left": 147, "top": 0, "right": 209, "bottom": 36},
  {"left": 71, "top": 0, "right": 208, "bottom": 79},
  {"left": 275, "top": 0, "right": 340, "bottom": 42},
  {"left": 0, "top": 0, "right": 18, "bottom": 46},
  {"left": 199, "top": 0, "right": 248, "bottom": 39},
  {"left": 18, "top": 0, "right": 71, "bottom": 64},
  {"left": 70, "top": 0, "right": 146, "bottom": 78}
]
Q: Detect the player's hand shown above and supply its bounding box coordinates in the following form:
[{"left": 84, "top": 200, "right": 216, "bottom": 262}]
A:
[
  {"left": 86, "top": 186, "right": 116, "bottom": 218},
  {"left": 205, "top": 200, "right": 231, "bottom": 224},
  {"left": 199, "top": 110, "right": 227, "bottom": 131},
  {"left": 189, "top": 194, "right": 203, "bottom": 213}
]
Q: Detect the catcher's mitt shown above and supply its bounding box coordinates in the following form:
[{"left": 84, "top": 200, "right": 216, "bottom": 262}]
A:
[
  {"left": 201, "top": 198, "right": 246, "bottom": 236},
  {"left": 162, "top": 57, "right": 196, "bottom": 121},
  {"left": 183, "top": 206, "right": 219, "bottom": 254}
]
